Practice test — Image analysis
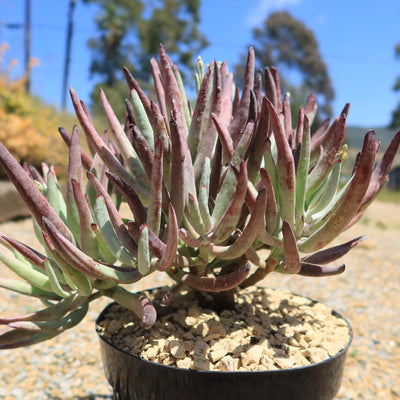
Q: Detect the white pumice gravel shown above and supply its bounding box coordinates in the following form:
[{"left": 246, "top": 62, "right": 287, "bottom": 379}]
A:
[{"left": 97, "top": 286, "right": 351, "bottom": 371}]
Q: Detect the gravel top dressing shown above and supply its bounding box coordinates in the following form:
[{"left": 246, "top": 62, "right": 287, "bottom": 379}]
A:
[{"left": 98, "top": 287, "right": 350, "bottom": 372}]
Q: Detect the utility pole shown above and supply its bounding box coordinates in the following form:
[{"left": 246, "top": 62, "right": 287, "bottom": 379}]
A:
[
  {"left": 62, "top": 0, "right": 77, "bottom": 109},
  {"left": 24, "top": 0, "right": 31, "bottom": 93}
]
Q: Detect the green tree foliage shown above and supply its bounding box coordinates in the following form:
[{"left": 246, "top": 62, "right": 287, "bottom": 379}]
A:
[
  {"left": 389, "top": 42, "right": 400, "bottom": 129},
  {"left": 235, "top": 11, "right": 334, "bottom": 120},
  {"left": 84, "top": 0, "right": 208, "bottom": 120}
]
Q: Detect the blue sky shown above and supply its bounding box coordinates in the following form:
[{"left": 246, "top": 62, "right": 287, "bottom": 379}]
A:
[{"left": 0, "top": 0, "right": 399, "bottom": 128}]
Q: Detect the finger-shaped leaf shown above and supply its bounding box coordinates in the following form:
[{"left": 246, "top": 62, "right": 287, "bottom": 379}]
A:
[
  {"left": 302, "top": 236, "right": 366, "bottom": 265},
  {"left": 0, "top": 246, "right": 52, "bottom": 292},
  {"left": 247, "top": 97, "right": 270, "bottom": 182},
  {"left": 66, "top": 126, "right": 86, "bottom": 243},
  {"left": 159, "top": 44, "right": 187, "bottom": 129},
  {"left": 169, "top": 117, "right": 186, "bottom": 224},
  {"left": 282, "top": 221, "right": 301, "bottom": 274},
  {"left": 188, "top": 64, "right": 212, "bottom": 157},
  {"left": 212, "top": 112, "right": 234, "bottom": 163},
  {"left": 181, "top": 263, "right": 250, "bottom": 292},
  {"left": 138, "top": 225, "right": 151, "bottom": 276},
  {"left": 212, "top": 121, "right": 254, "bottom": 223},
  {"left": 1, "top": 235, "right": 45, "bottom": 271},
  {"left": 295, "top": 115, "right": 310, "bottom": 222},
  {"left": 298, "top": 262, "right": 345, "bottom": 277},
  {"left": 0, "top": 294, "right": 84, "bottom": 325},
  {"left": 157, "top": 204, "right": 178, "bottom": 271},
  {"left": 0, "top": 277, "right": 60, "bottom": 300},
  {"left": 220, "top": 71, "right": 234, "bottom": 126},
  {"left": 208, "top": 140, "right": 222, "bottom": 202},
  {"left": 71, "top": 181, "right": 96, "bottom": 256},
  {"left": 0, "top": 143, "right": 75, "bottom": 243},
  {"left": 123, "top": 76, "right": 170, "bottom": 159},
  {"left": 172, "top": 63, "right": 192, "bottom": 132},
  {"left": 294, "top": 106, "right": 305, "bottom": 149},
  {"left": 186, "top": 193, "right": 206, "bottom": 235},
  {"left": 58, "top": 126, "right": 93, "bottom": 170},
  {"left": 43, "top": 217, "right": 140, "bottom": 283},
  {"left": 231, "top": 163, "right": 257, "bottom": 213},
  {"left": 106, "top": 286, "right": 156, "bottom": 329},
  {"left": 45, "top": 169, "right": 67, "bottom": 223},
  {"left": 198, "top": 157, "right": 212, "bottom": 231},
  {"left": 99, "top": 88, "right": 147, "bottom": 182},
  {"left": 198, "top": 185, "right": 212, "bottom": 233},
  {"left": 43, "top": 258, "right": 71, "bottom": 298},
  {"left": 270, "top": 67, "right": 282, "bottom": 111},
  {"left": 360, "top": 129, "right": 400, "bottom": 210},
  {"left": 209, "top": 188, "right": 267, "bottom": 260},
  {"left": 41, "top": 232, "right": 93, "bottom": 296},
  {"left": 263, "top": 138, "right": 279, "bottom": 197},
  {"left": 88, "top": 172, "right": 138, "bottom": 257},
  {"left": 306, "top": 113, "right": 346, "bottom": 199},
  {"left": 69, "top": 88, "right": 148, "bottom": 199},
  {"left": 264, "top": 67, "right": 278, "bottom": 109},
  {"left": 208, "top": 161, "right": 248, "bottom": 244},
  {"left": 306, "top": 160, "right": 342, "bottom": 219},
  {"left": 128, "top": 221, "right": 165, "bottom": 259},
  {"left": 259, "top": 168, "right": 278, "bottom": 233},
  {"left": 266, "top": 98, "right": 295, "bottom": 225},
  {"left": 150, "top": 57, "right": 169, "bottom": 136},
  {"left": 304, "top": 94, "right": 318, "bottom": 127},
  {"left": 193, "top": 62, "right": 221, "bottom": 179},
  {"left": 9, "top": 302, "right": 88, "bottom": 333},
  {"left": 88, "top": 223, "right": 115, "bottom": 265},
  {"left": 129, "top": 124, "right": 154, "bottom": 181},
  {"left": 0, "top": 327, "right": 58, "bottom": 349},
  {"left": 229, "top": 47, "right": 254, "bottom": 142},
  {"left": 303, "top": 173, "right": 352, "bottom": 236},
  {"left": 128, "top": 88, "right": 154, "bottom": 152},
  {"left": 283, "top": 94, "right": 293, "bottom": 141},
  {"left": 106, "top": 172, "right": 147, "bottom": 225},
  {"left": 300, "top": 130, "right": 376, "bottom": 252},
  {"left": 93, "top": 196, "right": 135, "bottom": 265},
  {"left": 147, "top": 139, "right": 163, "bottom": 235}
]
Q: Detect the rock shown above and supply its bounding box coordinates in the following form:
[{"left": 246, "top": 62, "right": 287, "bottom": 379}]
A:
[
  {"left": 274, "top": 357, "right": 294, "bottom": 369},
  {"left": 176, "top": 357, "right": 192, "bottom": 369},
  {"left": 209, "top": 345, "right": 228, "bottom": 363},
  {"left": 246, "top": 344, "right": 264, "bottom": 364},
  {"left": 169, "top": 339, "right": 186, "bottom": 359},
  {"left": 191, "top": 355, "right": 211, "bottom": 371},
  {"left": 217, "top": 355, "right": 238, "bottom": 371},
  {"left": 142, "top": 346, "right": 159, "bottom": 361}
]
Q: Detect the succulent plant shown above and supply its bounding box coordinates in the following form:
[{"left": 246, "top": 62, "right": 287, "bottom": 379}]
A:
[{"left": 0, "top": 45, "right": 399, "bottom": 349}]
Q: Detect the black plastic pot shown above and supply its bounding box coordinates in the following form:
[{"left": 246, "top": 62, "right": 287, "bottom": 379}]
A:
[
  {"left": 96, "top": 298, "right": 352, "bottom": 400},
  {"left": 96, "top": 294, "right": 353, "bottom": 400}
]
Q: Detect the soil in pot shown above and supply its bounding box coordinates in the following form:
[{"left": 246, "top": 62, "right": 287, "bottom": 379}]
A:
[{"left": 97, "top": 286, "right": 351, "bottom": 372}]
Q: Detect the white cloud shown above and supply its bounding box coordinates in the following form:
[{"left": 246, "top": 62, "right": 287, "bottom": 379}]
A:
[{"left": 245, "top": 0, "right": 302, "bottom": 28}]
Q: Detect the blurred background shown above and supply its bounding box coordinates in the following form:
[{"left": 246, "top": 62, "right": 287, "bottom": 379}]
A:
[{"left": 0, "top": 0, "right": 399, "bottom": 177}]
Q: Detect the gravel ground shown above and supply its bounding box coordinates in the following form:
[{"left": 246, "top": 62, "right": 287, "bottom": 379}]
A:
[{"left": 0, "top": 200, "right": 399, "bottom": 399}]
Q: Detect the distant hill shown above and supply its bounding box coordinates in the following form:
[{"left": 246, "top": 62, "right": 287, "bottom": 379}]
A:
[
  {"left": 345, "top": 125, "right": 398, "bottom": 150},
  {"left": 344, "top": 125, "right": 400, "bottom": 169}
]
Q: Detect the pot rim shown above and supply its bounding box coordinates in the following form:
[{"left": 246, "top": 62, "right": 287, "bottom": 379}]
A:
[{"left": 95, "top": 288, "right": 353, "bottom": 375}]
